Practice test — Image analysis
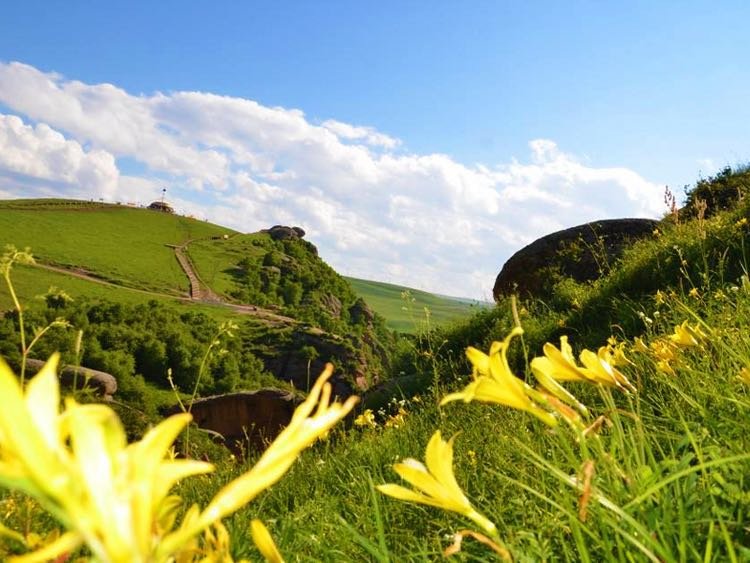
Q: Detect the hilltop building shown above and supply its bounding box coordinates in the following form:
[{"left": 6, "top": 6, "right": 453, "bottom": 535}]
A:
[{"left": 147, "top": 201, "right": 175, "bottom": 213}]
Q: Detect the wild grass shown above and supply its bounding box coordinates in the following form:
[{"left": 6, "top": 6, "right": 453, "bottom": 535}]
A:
[
  {"left": 204, "top": 271, "right": 750, "bottom": 561},
  {"left": 186, "top": 233, "right": 268, "bottom": 298}
]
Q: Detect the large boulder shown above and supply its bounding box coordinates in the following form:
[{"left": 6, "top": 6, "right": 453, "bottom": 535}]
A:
[
  {"left": 26, "top": 358, "right": 118, "bottom": 399},
  {"left": 262, "top": 225, "right": 306, "bottom": 241},
  {"left": 178, "top": 389, "right": 300, "bottom": 456},
  {"left": 493, "top": 218, "right": 659, "bottom": 299}
]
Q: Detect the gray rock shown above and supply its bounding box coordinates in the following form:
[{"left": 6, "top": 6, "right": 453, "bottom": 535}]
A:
[
  {"left": 26, "top": 358, "right": 118, "bottom": 399},
  {"left": 493, "top": 218, "right": 659, "bottom": 299},
  {"left": 262, "top": 225, "right": 306, "bottom": 241}
]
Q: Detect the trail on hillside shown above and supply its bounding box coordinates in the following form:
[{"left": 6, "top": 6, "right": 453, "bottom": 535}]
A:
[{"left": 32, "top": 262, "right": 297, "bottom": 326}]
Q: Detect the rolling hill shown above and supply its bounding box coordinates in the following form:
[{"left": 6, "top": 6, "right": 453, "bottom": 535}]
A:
[{"left": 0, "top": 198, "right": 487, "bottom": 332}]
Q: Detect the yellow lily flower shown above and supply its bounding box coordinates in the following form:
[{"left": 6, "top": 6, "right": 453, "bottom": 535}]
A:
[
  {"left": 529, "top": 337, "right": 592, "bottom": 415},
  {"left": 251, "top": 519, "right": 285, "bottom": 563},
  {"left": 158, "top": 363, "right": 358, "bottom": 557},
  {"left": 668, "top": 320, "right": 707, "bottom": 348},
  {"left": 441, "top": 328, "right": 557, "bottom": 427},
  {"left": 0, "top": 354, "right": 214, "bottom": 563},
  {"left": 531, "top": 336, "right": 589, "bottom": 382},
  {"left": 377, "top": 431, "right": 497, "bottom": 536},
  {"left": 579, "top": 347, "right": 636, "bottom": 392},
  {"left": 0, "top": 356, "right": 357, "bottom": 563},
  {"left": 632, "top": 337, "right": 649, "bottom": 353}
]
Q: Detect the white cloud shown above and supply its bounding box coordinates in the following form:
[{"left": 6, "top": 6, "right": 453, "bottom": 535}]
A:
[
  {"left": 0, "top": 113, "right": 119, "bottom": 198},
  {"left": 321, "top": 119, "right": 401, "bottom": 149},
  {"left": 0, "top": 61, "right": 666, "bottom": 299}
]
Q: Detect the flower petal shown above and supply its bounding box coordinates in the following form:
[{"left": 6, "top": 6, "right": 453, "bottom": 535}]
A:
[{"left": 251, "top": 519, "right": 285, "bottom": 563}]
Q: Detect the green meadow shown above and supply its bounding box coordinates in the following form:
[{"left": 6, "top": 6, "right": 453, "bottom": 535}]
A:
[
  {"left": 2, "top": 167, "right": 750, "bottom": 561},
  {"left": 186, "top": 233, "right": 270, "bottom": 298},
  {"left": 344, "top": 276, "right": 492, "bottom": 332}
]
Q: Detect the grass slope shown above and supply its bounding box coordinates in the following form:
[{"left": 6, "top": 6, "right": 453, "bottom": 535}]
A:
[
  {"left": 0, "top": 199, "right": 235, "bottom": 294},
  {"left": 345, "top": 276, "right": 492, "bottom": 332},
  {"left": 4, "top": 169, "right": 750, "bottom": 560},
  {"left": 2, "top": 264, "right": 242, "bottom": 321},
  {"left": 186, "top": 233, "right": 267, "bottom": 298}
]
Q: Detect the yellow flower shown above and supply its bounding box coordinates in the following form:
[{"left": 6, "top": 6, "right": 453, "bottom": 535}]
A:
[
  {"left": 656, "top": 359, "right": 676, "bottom": 376},
  {"left": 251, "top": 519, "right": 284, "bottom": 563},
  {"left": 579, "top": 347, "right": 637, "bottom": 392},
  {"left": 689, "top": 287, "right": 700, "bottom": 299},
  {"left": 668, "top": 320, "right": 707, "bottom": 348},
  {"left": 160, "top": 364, "right": 358, "bottom": 556},
  {"left": 0, "top": 354, "right": 213, "bottom": 563},
  {"left": 441, "top": 328, "right": 557, "bottom": 427},
  {"left": 354, "top": 409, "right": 377, "bottom": 428},
  {"left": 735, "top": 217, "right": 748, "bottom": 228},
  {"left": 0, "top": 357, "right": 357, "bottom": 563},
  {"left": 529, "top": 336, "right": 589, "bottom": 415},
  {"left": 377, "top": 431, "right": 496, "bottom": 536},
  {"left": 655, "top": 290, "right": 666, "bottom": 305},
  {"left": 531, "top": 336, "right": 586, "bottom": 382},
  {"left": 738, "top": 367, "right": 750, "bottom": 385},
  {"left": 632, "top": 337, "right": 649, "bottom": 353},
  {"left": 384, "top": 406, "right": 407, "bottom": 428}
]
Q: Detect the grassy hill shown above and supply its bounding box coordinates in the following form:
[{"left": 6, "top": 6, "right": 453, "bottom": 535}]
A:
[
  {"left": 0, "top": 198, "right": 234, "bottom": 294},
  {"left": 344, "top": 276, "right": 492, "bottom": 332},
  {"left": 0, "top": 198, "right": 486, "bottom": 332}
]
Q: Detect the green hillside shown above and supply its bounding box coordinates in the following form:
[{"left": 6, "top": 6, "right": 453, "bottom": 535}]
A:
[
  {"left": 0, "top": 199, "right": 398, "bottom": 403},
  {"left": 3, "top": 168, "right": 750, "bottom": 561},
  {"left": 344, "top": 276, "right": 492, "bottom": 332},
  {"left": 0, "top": 263, "right": 240, "bottom": 321},
  {"left": 0, "top": 199, "right": 486, "bottom": 333},
  {"left": 0, "top": 199, "right": 235, "bottom": 294}
]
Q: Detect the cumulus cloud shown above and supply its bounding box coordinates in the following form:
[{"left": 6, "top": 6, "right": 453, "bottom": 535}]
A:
[
  {"left": 0, "top": 113, "right": 119, "bottom": 198},
  {"left": 0, "top": 61, "right": 665, "bottom": 298}
]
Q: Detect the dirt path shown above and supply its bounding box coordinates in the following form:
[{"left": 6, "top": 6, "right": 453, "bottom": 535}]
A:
[
  {"left": 171, "top": 242, "right": 223, "bottom": 302},
  {"left": 32, "top": 262, "right": 297, "bottom": 325}
]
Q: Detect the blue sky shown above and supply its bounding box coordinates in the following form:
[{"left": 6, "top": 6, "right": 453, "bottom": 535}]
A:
[{"left": 0, "top": 2, "right": 748, "bottom": 298}]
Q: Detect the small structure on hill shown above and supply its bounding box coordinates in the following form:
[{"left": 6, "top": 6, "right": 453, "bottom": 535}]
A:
[
  {"left": 148, "top": 188, "right": 175, "bottom": 213},
  {"left": 148, "top": 200, "right": 175, "bottom": 213}
]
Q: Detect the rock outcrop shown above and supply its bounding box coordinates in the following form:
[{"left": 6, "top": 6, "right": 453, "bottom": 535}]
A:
[
  {"left": 176, "top": 389, "right": 300, "bottom": 455},
  {"left": 26, "top": 358, "right": 118, "bottom": 399},
  {"left": 262, "top": 225, "right": 306, "bottom": 241},
  {"left": 259, "top": 329, "right": 356, "bottom": 398},
  {"left": 349, "top": 298, "right": 375, "bottom": 325},
  {"left": 493, "top": 218, "right": 659, "bottom": 299}
]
